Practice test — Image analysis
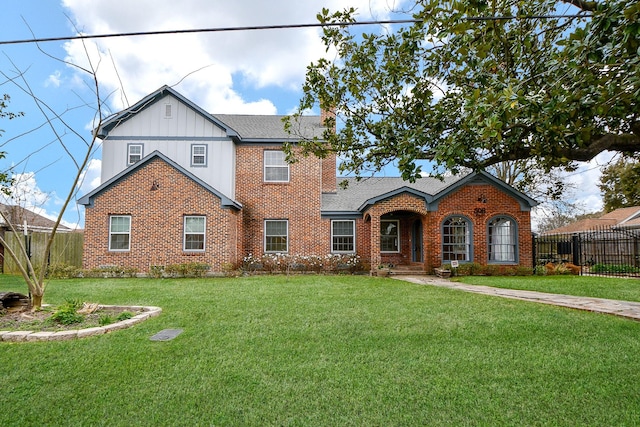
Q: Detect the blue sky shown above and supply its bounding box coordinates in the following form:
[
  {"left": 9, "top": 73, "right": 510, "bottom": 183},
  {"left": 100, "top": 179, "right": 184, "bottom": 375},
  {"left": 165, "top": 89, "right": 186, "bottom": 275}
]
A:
[{"left": 0, "top": 0, "right": 610, "bottom": 229}]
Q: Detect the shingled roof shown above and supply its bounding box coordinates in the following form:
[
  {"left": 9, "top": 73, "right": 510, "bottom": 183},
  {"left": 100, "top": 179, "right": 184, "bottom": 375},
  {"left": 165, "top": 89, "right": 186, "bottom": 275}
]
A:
[
  {"left": 0, "top": 204, "right": 71, "bottom": 232},
  {"left": 321, "top": 171, "right": 538, "bottom": 215},
  {"left": 541, "top": 206, "right": 640, "bottom": 235},
  {"left": 212, "top": 114, "right": 325, "bottom": 142}
]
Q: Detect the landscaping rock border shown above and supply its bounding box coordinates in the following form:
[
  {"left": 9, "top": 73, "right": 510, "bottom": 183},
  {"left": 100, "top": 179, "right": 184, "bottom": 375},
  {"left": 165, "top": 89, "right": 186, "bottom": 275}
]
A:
[{"left": 0, "top": 305, "right": 162, "bottom": 342}]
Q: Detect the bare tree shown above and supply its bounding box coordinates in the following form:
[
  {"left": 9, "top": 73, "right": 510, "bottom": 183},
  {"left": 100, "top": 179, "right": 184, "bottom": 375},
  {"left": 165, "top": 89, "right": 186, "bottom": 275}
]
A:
[{"left": 0, "top": 41, "right": 105, "bottom": 310}]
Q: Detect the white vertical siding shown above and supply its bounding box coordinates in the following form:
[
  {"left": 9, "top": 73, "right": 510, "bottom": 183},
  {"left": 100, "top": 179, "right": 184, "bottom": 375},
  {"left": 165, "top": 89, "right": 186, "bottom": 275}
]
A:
[{"left": 100, "top": 94, "right": 236, "bottom": 198}]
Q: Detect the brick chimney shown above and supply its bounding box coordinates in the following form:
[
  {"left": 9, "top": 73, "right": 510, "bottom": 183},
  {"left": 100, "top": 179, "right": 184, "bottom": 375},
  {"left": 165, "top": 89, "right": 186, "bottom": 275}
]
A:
[{"left": 320, "top": 107, "right": 337, "bottom": 193}]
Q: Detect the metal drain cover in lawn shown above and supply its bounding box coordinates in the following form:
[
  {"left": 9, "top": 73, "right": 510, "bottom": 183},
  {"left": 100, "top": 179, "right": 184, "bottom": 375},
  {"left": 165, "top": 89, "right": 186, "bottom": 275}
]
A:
[{"left": 150, "top": 329, "right": 183, "bottom": 341}]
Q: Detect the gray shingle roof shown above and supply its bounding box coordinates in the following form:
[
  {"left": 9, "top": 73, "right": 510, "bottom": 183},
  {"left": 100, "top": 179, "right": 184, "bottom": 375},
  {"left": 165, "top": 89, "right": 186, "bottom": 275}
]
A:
[
  {"left": 212, "top": 114, "right": 325, "bottom": 141},
  {"left": 322, "top": 175, "right": 465, "bottom": 213}
]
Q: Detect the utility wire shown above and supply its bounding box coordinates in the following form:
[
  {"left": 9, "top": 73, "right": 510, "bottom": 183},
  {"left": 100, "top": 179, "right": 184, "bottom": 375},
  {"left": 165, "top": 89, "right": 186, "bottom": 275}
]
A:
[{"left": 0, "top": 15, "right": 591, "bottom": 46}]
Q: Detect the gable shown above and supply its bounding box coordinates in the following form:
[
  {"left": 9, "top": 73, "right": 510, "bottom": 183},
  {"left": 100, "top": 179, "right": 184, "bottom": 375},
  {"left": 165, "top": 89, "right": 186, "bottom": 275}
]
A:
[
  {"left": 321, "top": 172, "right": 537, "bottom": 216},
  {"left": 97, "top": 86, "right": 235, "bottom": 139},
  {"left": 78, "top": 151, "right": 241, "bottom": 210}
]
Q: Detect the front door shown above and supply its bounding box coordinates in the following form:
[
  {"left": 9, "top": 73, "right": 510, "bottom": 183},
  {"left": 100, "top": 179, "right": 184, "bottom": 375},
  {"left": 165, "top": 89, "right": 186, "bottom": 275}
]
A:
[{"left": 412, "top": 220, "right": 423, "bottom": 263}]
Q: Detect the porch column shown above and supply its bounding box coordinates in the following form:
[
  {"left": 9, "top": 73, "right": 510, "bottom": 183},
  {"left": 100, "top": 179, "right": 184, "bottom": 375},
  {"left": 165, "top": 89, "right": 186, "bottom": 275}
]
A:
[{"left": 370, "top": 214, "right": 381, "bottom": 272}]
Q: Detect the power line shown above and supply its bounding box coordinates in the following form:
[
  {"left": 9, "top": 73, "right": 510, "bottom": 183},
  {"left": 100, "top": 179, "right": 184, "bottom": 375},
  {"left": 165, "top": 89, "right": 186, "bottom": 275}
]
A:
[
  {"left": 1, "top": 20, "right": 419, "bottom": 46},
  {"left": 0, "top": 14, "right": 591, "bottom": 46}
]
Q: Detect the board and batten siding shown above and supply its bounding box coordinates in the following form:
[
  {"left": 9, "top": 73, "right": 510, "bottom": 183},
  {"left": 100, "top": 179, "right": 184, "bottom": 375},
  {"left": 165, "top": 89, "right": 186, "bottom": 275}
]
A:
[{"left": 100, "top": 94, "right": 236, "bottom": 198}]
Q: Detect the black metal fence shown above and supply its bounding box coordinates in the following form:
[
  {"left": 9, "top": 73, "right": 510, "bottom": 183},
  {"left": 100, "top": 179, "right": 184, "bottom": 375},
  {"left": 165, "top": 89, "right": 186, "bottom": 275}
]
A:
[{"left": 533, "top": 227, "right": 640, "bottom": 278}]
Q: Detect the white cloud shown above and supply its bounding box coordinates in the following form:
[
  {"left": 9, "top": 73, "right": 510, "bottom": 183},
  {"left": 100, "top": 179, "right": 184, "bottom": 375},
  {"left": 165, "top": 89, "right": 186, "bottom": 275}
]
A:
[
  {"left": 565, "top": 151, "right": 616, "bottom": 213},
  {"left": 60, "top": 0, "right": 407, "bottom": 114},
  {"left": 45, "top": 70, "right": 62, "bottom": 88},
  {"left": 78, "top": 158, "right": 102, "bottom": 194}
]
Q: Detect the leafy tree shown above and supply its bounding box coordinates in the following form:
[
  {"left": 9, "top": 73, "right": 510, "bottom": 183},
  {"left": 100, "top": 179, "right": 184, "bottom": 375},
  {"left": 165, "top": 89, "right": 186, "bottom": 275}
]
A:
[
  {"left": 598, "top": 156, "right": 640, "bottom": 211},
  {"left": 287, "top": 0, "right": 640, "bottom": 182}
]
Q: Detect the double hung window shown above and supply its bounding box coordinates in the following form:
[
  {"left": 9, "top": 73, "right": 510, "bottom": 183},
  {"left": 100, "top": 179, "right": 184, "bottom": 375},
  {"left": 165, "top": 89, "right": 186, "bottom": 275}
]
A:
[
  {"left": 264, "top": 151, "right": 289, "bottom": 182},
  {"left": 332, "top": 220, "right": 355, "bottom": 253},
  {"left": 191, "top": 144, "right": 207, "bottom": 166},
  {"left": 128, "top": 144, "right": 143, "bottom": 165},
  {"left": 184, "top": 216, "right": 206, "bottom": 251},
  {"left": 109, "top": 215, "right": 131, "bottom": 251},
  {"left": 265, "top": 220, "right": 288, "bottom": 253}
]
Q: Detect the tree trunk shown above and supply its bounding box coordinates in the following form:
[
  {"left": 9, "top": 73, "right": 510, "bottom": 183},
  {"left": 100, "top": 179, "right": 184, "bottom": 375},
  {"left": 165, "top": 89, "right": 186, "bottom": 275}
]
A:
[{"left": 31, "top": 293, "right": 43, "bottom": 311}]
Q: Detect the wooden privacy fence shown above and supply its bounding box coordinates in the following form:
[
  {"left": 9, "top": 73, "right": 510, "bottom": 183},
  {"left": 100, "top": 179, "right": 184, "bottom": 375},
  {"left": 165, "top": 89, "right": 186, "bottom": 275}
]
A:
[
  {"left": 2, "top": 231, "right": 83, "bottom": 275},
  {"left": 533, "top": 227, "right": 640, "bottom": 278}
]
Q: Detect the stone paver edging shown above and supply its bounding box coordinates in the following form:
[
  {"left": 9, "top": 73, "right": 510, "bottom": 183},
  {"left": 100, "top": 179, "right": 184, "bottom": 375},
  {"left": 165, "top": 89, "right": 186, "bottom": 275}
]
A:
[
  {"left": 394, "top": 275, "right": 640, "bottom": 321},
  {"left": 0, "top": 305, "right": 162, "bottom": 342}
]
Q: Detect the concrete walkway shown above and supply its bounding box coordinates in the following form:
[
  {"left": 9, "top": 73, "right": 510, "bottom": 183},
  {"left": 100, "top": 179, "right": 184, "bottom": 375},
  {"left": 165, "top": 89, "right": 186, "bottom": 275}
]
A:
[{"left": 394, "top": 275, "right": 640, "bottom": 322}]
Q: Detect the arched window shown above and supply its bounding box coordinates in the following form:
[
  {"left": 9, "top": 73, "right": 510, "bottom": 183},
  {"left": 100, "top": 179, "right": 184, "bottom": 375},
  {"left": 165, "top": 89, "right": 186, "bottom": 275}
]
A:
[
  {"left": 487, "top": 216, "right": 518, "bottom": 263},
  {"left": 442, "top": 216, "right": 472, "bottom": 262}
]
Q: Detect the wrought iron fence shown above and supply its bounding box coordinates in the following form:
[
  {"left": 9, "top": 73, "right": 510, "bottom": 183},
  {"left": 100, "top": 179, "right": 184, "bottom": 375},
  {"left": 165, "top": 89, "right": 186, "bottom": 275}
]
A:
[{"left": 533, "top": 227, "right": 640, "bottom": 278}]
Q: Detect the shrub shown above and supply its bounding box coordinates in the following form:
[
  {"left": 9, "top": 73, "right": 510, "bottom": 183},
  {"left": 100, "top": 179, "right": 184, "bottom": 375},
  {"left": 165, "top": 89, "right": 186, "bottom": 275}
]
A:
[
  {"left": 46, "top": 263, "right": 81, "bottom": 279},
  {"left": 116, "top": 311, "right": 134, "bottom": 321},
  {"left": 513, "top": 266, "right": 534, "bottom": 276},
  {"left": 50, "top": 299, "right": 84, "bottom": 325},
  {"left": 83, "top": 265, "right": 139, "bottom": 278},
  {"left": 241, "top": 253, "right": 363, "bottom": 274},
  {"left": 99, "top": 314, "right": 115, "bottom": 326},
  {"left": 453, "top": 262, "right": 483, "bottom": 276},
  {"left": 149, "top": 262, "right": 211, "bottom": 278},
  {"left": 591, "top": 263, "right": 640, "bottom": 274},
  {"left": 481, "top": 265, "right": 500, "bottom": 276}
]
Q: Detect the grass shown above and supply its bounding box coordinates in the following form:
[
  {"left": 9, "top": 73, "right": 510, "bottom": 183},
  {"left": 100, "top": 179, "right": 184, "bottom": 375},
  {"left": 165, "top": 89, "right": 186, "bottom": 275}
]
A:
[
  {"left": 1, "top": 274, "right": 640, "bottom": 426},
  {"left": 454, "top": 274, "right": 640, "bottom": 302}
]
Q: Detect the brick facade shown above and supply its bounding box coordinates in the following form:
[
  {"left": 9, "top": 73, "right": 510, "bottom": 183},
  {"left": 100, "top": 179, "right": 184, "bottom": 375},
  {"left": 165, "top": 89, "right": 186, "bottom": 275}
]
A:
[
  {"left": 83, "top": 157, "right": 240, "bottom": 272},
  {"left": 235, "top": 145, "right": 330, "bottom": 257},
  {"left": 81, "top": 87, "right": 536, "bottom": 275}
]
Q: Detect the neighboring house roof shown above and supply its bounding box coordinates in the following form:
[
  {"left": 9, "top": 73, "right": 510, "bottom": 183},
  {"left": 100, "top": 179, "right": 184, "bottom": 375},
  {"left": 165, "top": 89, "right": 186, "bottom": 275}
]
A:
[
  {"left": 541, "top": 206, "right": 640, "bottom": 235},
  {"left": 321, "top": 171, "right": 538, "bottom": 216},
  {"left": 97, "top": 85, "right": 325, "bottom": 143},
  {"left": 78, "top": 151, "right": 242, "bottom": 210},
  {"left": 0, "top": 203, "right": 71, "bottom": 232}
]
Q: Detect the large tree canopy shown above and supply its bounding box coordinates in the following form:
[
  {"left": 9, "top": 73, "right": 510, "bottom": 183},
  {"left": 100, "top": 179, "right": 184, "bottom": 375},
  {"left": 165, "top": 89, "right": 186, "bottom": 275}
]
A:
[
  {"left": 287, "top": 0, "right": 639, "bottom": 181},
  {"left": 598, "top": 156, "right": 640, "bottom": 211}
]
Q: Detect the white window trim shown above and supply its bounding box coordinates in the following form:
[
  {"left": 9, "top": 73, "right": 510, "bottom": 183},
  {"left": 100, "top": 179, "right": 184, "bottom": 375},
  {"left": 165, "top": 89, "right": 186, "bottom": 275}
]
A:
[
  {"left": 263, "top": 150, "right": 290, "bottom": 183},
  {"left": 127, "top": 143, "right": 143, "bottom": 165},
  {"left": 380, "top": 219, "right": 400, "bottom": 253},
  {"left": 109, "top": 215, "right": 131, "bottom": 252},
  {"left": 191, "top": 144, "right": 207, "bottom": 167},
  {"left": 264, "top": 219, "right": 289, "bottom": 253},
  {"left": 184, "top": 216, "right": 206, "bottom": 252},
  {"left": 331, "top": 219, "right": 356, "bottom": 253}
]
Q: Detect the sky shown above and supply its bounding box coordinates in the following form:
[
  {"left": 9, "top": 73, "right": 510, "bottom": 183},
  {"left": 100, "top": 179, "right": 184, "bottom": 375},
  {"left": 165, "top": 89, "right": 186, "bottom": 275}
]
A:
[{"left": 0, "top": 0, "right": 613, "bottom": 230}]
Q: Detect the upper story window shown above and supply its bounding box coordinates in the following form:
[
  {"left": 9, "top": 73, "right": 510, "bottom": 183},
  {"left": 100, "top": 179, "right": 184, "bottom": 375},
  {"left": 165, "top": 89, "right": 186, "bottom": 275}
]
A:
[
  {"left": 109, "top": 215, "right": 131, "bottom": 251},
  {"left": 488, "top": 216, "right": 517, "bottom": 263},
  {"left": 332, "top": 220, "right": 355, "bottom": 253},
  {"left": 191, "top": 144, "right": 207, "bottom": 167},
  {"left": 184, "top": 216, "right": 206, "bottom": 251},
  {"left": 265, "top": 219, "right": 288, "bottom": 253},
  {"left": 380, "top": 220, "right": 399, "bottom": 253},
  {"left": 442, "top": 216, "right": 472, "bottom": 262},
  {"left": 264, "top": 150, "right": 289, "bottom": 182},
  {"left": 127, "top": 144, "right": 143, "bottom": 165}
]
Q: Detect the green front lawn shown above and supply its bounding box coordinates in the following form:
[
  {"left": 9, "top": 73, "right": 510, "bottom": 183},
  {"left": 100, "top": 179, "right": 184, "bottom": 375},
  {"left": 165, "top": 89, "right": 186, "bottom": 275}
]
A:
[
  {"left": 455, "top": 274, "right": 640, "bottom": 302},
  {"left": 1, "top": 274, "right": 639, "bottom": 426}
]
